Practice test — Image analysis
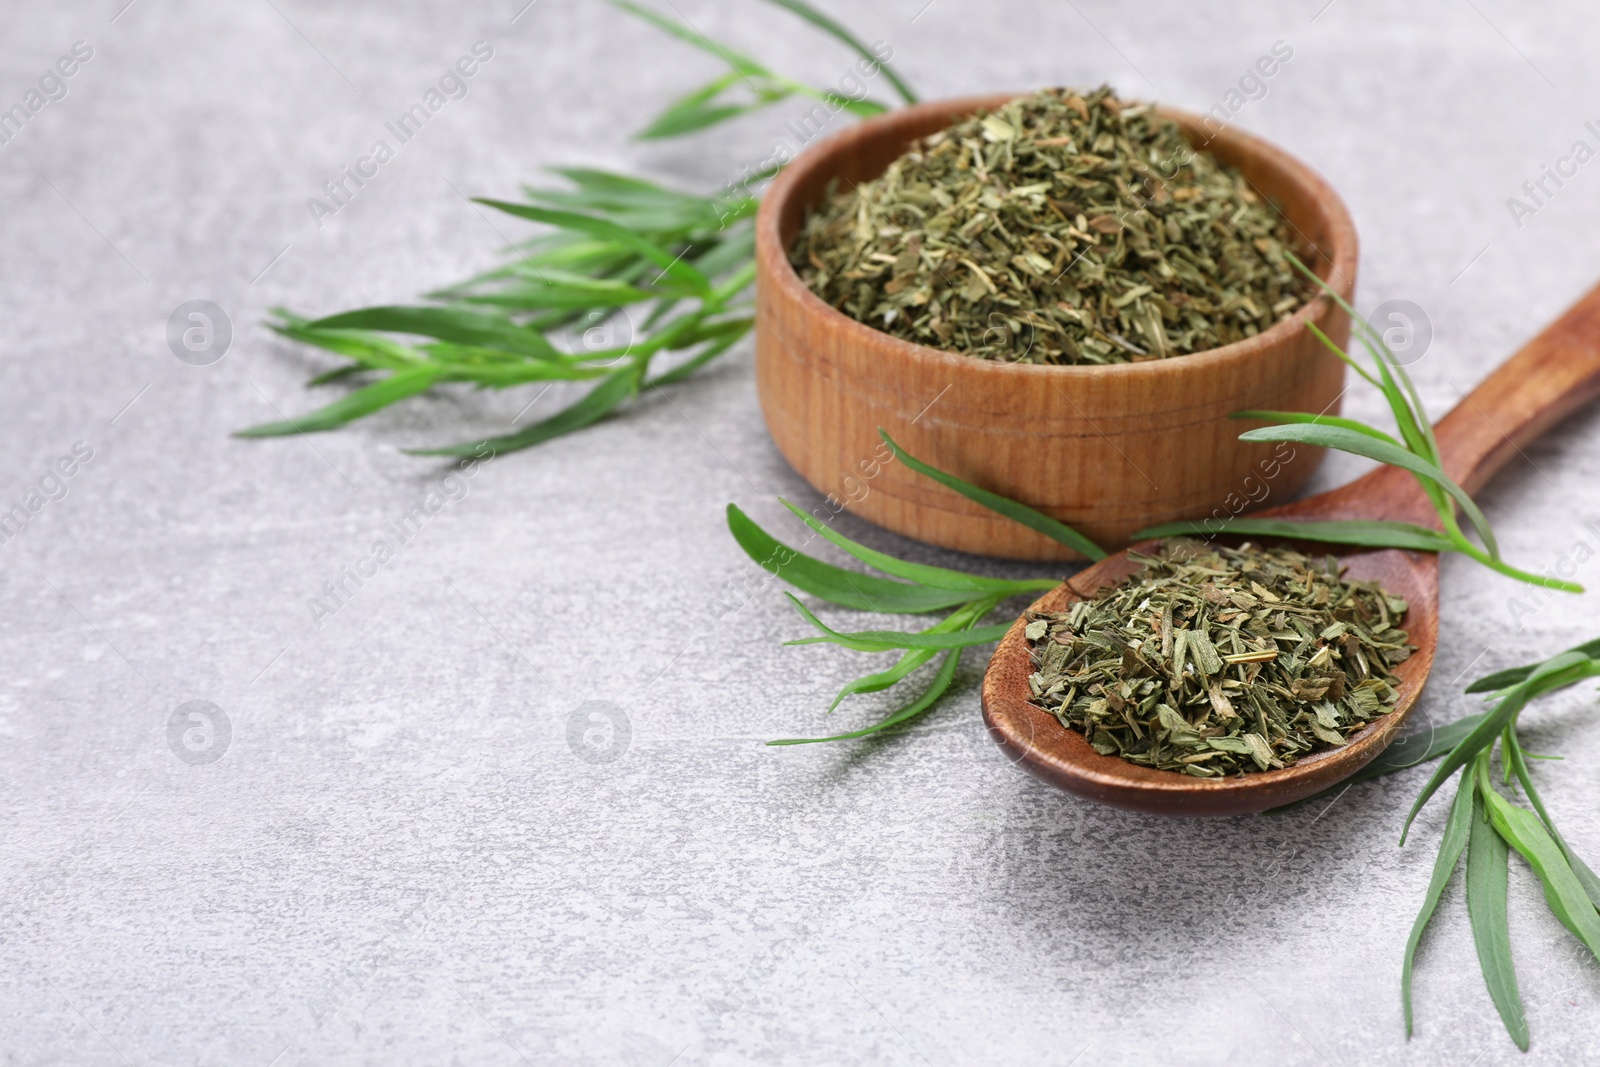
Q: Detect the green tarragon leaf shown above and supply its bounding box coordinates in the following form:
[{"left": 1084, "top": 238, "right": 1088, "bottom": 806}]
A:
[
  {"left": 783, "top": 592, "right": 1012, "bottom": 651},
  {"left": 780, "top": 499, "right": 1055, "bottom": 595},
  {"left": 726, "top": 504, "right": 975, "bottom": 614},
  {"left": 1402, "top": 772, "right": 1475, "bottom": 1037},
  {"left": 236, "top": 365, "right": 443, "bottom": 437},
  {"left": 879, "top": 430, "right": 1106, "bottom": 560},
  {"left": 1465, "top": 785, "right": 1527, "bottom": 1051}
]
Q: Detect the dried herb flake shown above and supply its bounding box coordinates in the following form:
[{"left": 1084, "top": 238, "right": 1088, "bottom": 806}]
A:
[
  {"left": 1026, "top": 539, "right": 1412, "bottom": 776},
  {"left": 792, "top": 86, "right": 1317, "bottom": 365}
]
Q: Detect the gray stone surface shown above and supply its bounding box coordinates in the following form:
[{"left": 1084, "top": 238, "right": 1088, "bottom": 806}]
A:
[{"left": 4, "top": 1, "right": 1600, "bottom": 1063}]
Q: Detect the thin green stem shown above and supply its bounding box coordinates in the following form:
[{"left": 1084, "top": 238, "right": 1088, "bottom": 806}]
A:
[{"left": 1450, "top": 532, "right": 1582, "bottom": 592}]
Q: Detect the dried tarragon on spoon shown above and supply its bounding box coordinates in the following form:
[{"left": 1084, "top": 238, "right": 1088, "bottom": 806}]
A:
[
  {"left": 1024, "top": 539, "right": 1413, "bottom": 776},
  {"left": 791, "top": 85, "right": 1316, "bottom": 365}
]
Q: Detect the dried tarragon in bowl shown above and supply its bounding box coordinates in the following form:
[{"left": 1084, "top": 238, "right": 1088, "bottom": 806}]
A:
[
  {"left": 791, "top": 86, "right": 1316, "bottom": 365},
  {"left": 1023, "top": 539, "right": 1413, "bottom": 776}
]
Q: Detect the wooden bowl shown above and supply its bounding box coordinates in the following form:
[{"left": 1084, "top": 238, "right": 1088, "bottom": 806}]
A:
[{"left": 754, "top": 94, "right": 1358, "bottom": 560}]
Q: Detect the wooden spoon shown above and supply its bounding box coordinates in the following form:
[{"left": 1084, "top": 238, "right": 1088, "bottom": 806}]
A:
[{"left": 981, "top": 284, "right": 1600, "bottom": 816}]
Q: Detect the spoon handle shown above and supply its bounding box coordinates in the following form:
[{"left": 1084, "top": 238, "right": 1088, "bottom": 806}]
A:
[
  {"left": 1438, "top": 281, "right": 1600, "bottom": 495},
  {"left": 1341, "top": 281, "right": 1600, "bottom": 525}
]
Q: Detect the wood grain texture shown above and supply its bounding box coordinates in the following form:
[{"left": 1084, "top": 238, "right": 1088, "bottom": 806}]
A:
[
  {"left": 755, "top": 94, "right": 1359, "bottom": 560},
  {"left": 982, "top": 281, "right": 1600, "bottom": 815}
]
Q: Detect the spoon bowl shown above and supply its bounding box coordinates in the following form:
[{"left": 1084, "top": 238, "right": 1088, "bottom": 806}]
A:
[
  {"left": 982, "top": 283, "right": 1600, "bottom": 815},
  {"left": 982, "top": 544, "right": 1438, "bottom": 815}
]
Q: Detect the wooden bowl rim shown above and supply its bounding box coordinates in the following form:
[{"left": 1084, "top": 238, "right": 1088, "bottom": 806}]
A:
[{"left": 756, "top": 91, "right": 1360, "bottom": 382}]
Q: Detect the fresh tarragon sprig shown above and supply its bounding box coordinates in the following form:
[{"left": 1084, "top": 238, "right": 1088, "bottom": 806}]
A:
[
  {"left": 1395, "top": 645, "right": 1600, "bottom": 1051},
  {"left": 725, "top": 501, "right": 1049, "bottom": 746},
  {"left": 237, "top": 0, "right": 916, "bottom": 456},
  {"left": 611, "top": 0, "right": 912, "bottom": 138},
  {"left": 1139, "top": 254, "right": 1582, "bottom": 593},
  {"left": 1282, "top": 638, "right": 1600, "bottom": 1051},
  {"left": 240, "top": 172, "right": 761, "bottom": 456},
  {"left": 727, "top": 431, "right": 1102, "bottom": 745}
]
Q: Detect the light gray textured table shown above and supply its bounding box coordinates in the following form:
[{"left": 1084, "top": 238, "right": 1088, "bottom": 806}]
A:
[{"left": 5, "top": 1, "right": 1600, "bottom": 1064}]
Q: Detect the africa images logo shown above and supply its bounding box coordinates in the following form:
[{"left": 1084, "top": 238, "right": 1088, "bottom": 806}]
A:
[
  {"left": 305, "top": 41, "right": 495, "bottom": 229},
  {"left": 0, "top": 40, "right": 93, "bottom": 149}
]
